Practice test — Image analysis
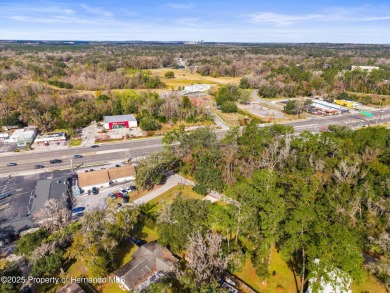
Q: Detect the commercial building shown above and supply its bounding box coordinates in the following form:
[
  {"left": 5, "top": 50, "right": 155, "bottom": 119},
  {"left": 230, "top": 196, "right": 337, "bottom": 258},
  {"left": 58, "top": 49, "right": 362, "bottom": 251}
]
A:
[
  {"left": 183, "top": 84, "right": 211, "bottom": 94},
  {"left": 32, "top": 176, "right": 72, "bottom": 221},
  {"left": 0, "top": 176, "right": 71, "bottom": 237},
  {"left": 311, "top": 100, "right": 350, "bottom": 115},
  {"left": 335, "top": 100, "right": 361, "bottom": 109},
  {"left": 35, "top": 132, "right": 67, "bottom": 143},
  {"left": 114, "top": 241, "right": 178, "bottom": 291},
  {"left": 351, "top": 65, "right": 380, "bottom": 72},
  {"left": 5, "top": 127, "right": 38, "bottom": 147},
  {"left": 104, "top": 114, "right": 137, "bottom": 130},
  {"left": 0, "top": 132, "right": 9, "bottom": 138},
  {"left": 77, "top": 165, "right": 136, "bottom": 192}
]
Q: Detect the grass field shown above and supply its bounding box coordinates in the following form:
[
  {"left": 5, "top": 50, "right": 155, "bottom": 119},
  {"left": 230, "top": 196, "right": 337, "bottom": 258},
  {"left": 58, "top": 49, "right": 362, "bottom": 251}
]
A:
[
  {"left": 149, "top": 68, "right": 241, "bottom": 89},
  {"left": 352, "top": 270, "right": 387, "bottom": 293},
  {"left": 146, "top": 185, "right": 204, "bottom": 214},
  {"left": 69, "top": 138, "right": 82, "bottom": 146},
  {"left": 235, "top": 247, "right": 300, "bottom": 293}
]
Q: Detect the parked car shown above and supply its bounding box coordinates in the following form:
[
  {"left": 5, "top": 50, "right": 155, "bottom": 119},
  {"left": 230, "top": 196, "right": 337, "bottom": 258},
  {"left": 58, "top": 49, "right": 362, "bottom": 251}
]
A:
[
  {"left": 92, "top": 187, "right": 99, "bottom": 195},
  {"left": 115, "top": 164, "right": 121, "bottom": 167},
  {"left": 129, "top": 185, "right": 137, "bottom": 191},
  {"left": 89, "top": 169, "right": 95, "bottom": 172},
  {"left": 124, "top": 187, "right": 132, "bottom": 193},
  {"left": 129, "top": 237, "right": 147, "bottom": 246},
  {"left": 6, "top": 162, "right": 17, "bottom": 167},
  {"left": 0, "top": 193, "right": 12, "bottom": 200},
  {"left": 73, "top": 154, "right": 83, "bottom": 159},
  {"left": 50, "top": 159, "right": 62, "bottom": 164},
  {"left": 91, "top": 145, "right": 99, "bottom": 148},
  {"left": 34, "top": 164, "right": 44, "bottom": 169},
  {"left": 71, "top": 207, "right": 85, "bottom": 213},
  {"left": 118, "top": 188, "right": 127, "bottom": 194},
  {"left": 108, "top": 192, "right": 116, "bottom": 199},
  {"left": 72, "top": 212, "right": 84, "bottom": 220},
  {"left": 123, "top": 195, "right": 130, "bottom": 203},
  {"left": 85, "top": 170, "right": 89, "bottom": 172}
]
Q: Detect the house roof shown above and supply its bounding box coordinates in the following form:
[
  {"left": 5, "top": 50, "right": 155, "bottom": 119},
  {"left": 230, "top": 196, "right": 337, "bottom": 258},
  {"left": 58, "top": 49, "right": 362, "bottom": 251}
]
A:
[
  {"left": 104, "top": 114, "right": 136, "bottom": 123},
  {"left": 108, "top": 165, "right": 136, "bottom": 180},
  {"left": 114, "top": 241, "right": 178, "bottom": 289},
  {"left": 77, "top": 165, "right": 136, "bottom": 188},
  {"left": 78, "top": 169, "right": 110, "bottom": 188},
  {"left": 57, "top": 283, "right": 85, "bottom": 293}
]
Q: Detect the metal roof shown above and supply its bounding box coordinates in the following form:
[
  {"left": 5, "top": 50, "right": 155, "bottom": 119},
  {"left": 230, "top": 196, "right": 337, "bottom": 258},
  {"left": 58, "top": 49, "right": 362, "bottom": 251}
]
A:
[{"left": 104, "top": 114, "right": 137, "bottom": 123}]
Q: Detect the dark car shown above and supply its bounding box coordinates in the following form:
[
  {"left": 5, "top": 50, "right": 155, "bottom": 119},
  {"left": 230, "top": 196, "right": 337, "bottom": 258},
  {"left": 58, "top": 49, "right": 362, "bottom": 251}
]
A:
[
  {"left": 50, "top": 159, "right": 62, "bottom": 164},
  {"left": 129, "top": 237, "right": 147, "bottom": 246},
  {"left": 6, "top": 162, "right": 17, "bottom": 167},
  {"left": 0, "top": 193, "right": 12, "bottom": 200},
  {"left": 129, "top": 185, "right": 137, "bottom": 191},
  {"left": 73, "top": 154, "right": 83, "bottom": 159},
  {"left": 91, "top": 145, "right": 99, "bottom": 148},
  {"left": 71, "top": 207, "right": 85, "bottom": 213},
  {"left": 89, "top": 169, "right": 95, "bottom": 172},
  {"left": 92, "top": 187, "right": 99, "bottom": 195},
  {"left": 34, "top": 164, "right": 44, "bottom": 169},
  {"left": 115, "top": 164, "right": 121, "bottom": 167},
  {"left": 123, "top": 195, "right": 130, "bottom": 203}
]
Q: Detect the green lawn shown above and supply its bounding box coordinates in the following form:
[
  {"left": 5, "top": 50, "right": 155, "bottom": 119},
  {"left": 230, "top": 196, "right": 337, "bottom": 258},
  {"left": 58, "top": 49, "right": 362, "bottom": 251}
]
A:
[
  {"left": 235, "top": 247, "right": 299, "bottom": 293},
  {"left": 69, "top": 138, "right": 82, "bottom": 146},
  {"left": 352, "top": 270, "right": 387, "bottom": 293},
  {"left": 146, "top": 185, "right": 203, "bottom": 214}
]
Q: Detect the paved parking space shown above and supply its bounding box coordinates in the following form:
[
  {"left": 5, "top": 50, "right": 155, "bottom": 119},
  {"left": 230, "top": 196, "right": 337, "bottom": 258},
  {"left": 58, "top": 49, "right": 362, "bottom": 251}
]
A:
[
  {"left": 73, "top": 179, "right": 136, "bottom": 213},
  {"left": 31, "top": 140, "right": 68, "bottom": 152},
  {"left": 0, "top": 170, "right": 70, "bottom": 223},
  {"left": 0, "top": 140, "right": 17, "bottom": 153}
]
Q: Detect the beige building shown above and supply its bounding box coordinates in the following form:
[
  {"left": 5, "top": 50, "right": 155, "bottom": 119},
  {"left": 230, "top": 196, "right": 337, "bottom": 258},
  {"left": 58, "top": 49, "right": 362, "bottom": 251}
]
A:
[{"left": 78, "top": 165, "right": 136, "bottom": 192}]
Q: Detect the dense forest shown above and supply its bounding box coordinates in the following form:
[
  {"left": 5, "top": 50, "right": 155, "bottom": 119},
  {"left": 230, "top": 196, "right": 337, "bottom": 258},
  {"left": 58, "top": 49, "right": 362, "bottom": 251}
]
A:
[
  {"left": 154, "top": 125, "right": 389, "bottom": 291},
  {"left": 3, "top": 125, "right": 388, "bottom": 293},
  {"left": 1, "top": 43, "right": 390, "bottom": 131}
]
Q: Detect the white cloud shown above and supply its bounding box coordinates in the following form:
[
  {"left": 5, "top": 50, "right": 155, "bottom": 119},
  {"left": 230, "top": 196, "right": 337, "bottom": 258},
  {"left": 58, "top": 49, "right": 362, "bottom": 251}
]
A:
[
  {"left": 165, "top": 2, "right": 193, "bottom": 10},
  {"left": 247, "top": 8, "right": 390, "bottom": 26},
  {"left": 63, "top": 9, "right": 76, "bottom": 14},
  {"left": 79, "top": 4, "right": 113, "bottom": 17}
]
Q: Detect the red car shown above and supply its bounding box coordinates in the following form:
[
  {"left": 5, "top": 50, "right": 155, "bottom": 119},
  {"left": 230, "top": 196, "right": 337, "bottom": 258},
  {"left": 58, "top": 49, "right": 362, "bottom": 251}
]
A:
[{"left": 114, "top": 192, "right": 123, "bottom": 198}]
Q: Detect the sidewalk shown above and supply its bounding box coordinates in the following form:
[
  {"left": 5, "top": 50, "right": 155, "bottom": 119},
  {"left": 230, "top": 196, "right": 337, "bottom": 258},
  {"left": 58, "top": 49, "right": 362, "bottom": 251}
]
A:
[
  {"left": 133, "top": 174, "right": 194, "bottom": 205},
  {"left": 133, "top": 174, "right": 223, "bottom": 205}
]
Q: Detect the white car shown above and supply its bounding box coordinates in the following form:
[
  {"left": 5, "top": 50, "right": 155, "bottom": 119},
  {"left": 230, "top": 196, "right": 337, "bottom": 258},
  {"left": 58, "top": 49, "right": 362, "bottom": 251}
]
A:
[
  {"left": 124, "top": 187, "right": 132, "bottom": 193},
  {"left": 118, "top": 188, "right": 127, "bottom": 194}
]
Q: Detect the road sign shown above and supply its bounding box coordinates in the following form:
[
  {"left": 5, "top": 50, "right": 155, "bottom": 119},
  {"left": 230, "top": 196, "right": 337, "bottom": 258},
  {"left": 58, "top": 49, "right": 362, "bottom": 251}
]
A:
[{"left": 360, "top": 110, "right": 373, "bottom": 118}]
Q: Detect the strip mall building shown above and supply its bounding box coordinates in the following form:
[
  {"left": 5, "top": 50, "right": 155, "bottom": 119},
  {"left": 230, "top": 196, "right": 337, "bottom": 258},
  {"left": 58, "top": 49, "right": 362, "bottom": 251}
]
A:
[{"left": 104, "top": 114, "right": 138, "bottom": 130}]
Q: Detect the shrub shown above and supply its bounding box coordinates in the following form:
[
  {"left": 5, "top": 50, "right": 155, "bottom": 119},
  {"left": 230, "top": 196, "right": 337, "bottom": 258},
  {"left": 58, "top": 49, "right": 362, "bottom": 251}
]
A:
[
  {"left": 221, "top": 101, "right": 238, "bottom": 113},
  {"left": 192, "top": 184, "right": 208, "bottom": 196}
]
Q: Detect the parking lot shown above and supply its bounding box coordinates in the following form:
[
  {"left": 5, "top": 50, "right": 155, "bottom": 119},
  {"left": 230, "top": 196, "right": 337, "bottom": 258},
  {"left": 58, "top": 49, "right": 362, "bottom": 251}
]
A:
[
  {"left": 0, "top": 170, "right": 69, "bottom": 224},
  {"left": 0, "top": 140, "right": 17, "bottom": 153},
  {"left": 73, "top": 179, "right": 137, "bottom": 213}
]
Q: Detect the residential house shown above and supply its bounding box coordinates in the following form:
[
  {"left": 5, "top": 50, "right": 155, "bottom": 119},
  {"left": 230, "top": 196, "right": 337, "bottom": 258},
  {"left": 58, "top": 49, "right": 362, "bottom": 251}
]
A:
[{"left": 113, "top": 241, "right": 178, "bottom": 291}]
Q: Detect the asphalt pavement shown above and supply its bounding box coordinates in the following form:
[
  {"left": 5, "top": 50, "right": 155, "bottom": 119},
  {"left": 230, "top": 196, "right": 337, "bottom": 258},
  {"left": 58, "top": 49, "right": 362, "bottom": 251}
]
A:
[{"left": 0, "top": 108, "right": 389, "bottom": 175}]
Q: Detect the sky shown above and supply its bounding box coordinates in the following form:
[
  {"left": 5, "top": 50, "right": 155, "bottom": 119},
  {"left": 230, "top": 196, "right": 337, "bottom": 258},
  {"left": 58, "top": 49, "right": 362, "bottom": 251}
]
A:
[{"left": 0, "top": 0, "right": 389, "bottom": 43}]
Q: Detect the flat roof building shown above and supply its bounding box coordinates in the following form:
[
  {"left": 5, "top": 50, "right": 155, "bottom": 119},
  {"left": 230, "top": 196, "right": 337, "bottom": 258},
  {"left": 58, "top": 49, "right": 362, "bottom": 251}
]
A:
[
  {"left": 104, "top": 114, "right": 137, "bottom": 130},
  {"left": 184, "top": 84, "right": 211, "bottom": 94},
  {"left": 351, "top": 65, "right": 380, "bottom": 72},
  {"left": 5, "top": 127, "right": 38, "bottom": 147},
  {"left": 35, "top": 132, "right": 67, "bottom": 143}
]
